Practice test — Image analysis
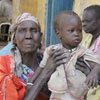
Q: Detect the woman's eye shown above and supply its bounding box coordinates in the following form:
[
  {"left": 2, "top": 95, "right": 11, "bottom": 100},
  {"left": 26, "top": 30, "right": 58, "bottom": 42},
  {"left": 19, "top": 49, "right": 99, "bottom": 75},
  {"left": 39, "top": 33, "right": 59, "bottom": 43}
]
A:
[
  {"left": 18, "top": 28, "right": 26, "bottom": 33},
  {"left": 85, "top": 20, "right": 91, "bottom": 23},
  {"left": 31, "top": 28, "right": 38, "bottom": 32}
]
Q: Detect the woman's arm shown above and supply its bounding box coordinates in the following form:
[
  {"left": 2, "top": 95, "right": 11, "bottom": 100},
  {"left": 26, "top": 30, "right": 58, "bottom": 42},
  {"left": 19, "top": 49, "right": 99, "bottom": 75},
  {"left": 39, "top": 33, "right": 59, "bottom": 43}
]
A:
[
  {"left": 30, "top": 67, "right": 43, "bottom": 83},
  {"left": 76, "top": 56, "right": 91, "bottom": 76},
  {"left": 26, "top": 67, "right": 43, "bottom": 91},
  {"left": 23, "top": 49, "right": 67, "bottom": 100},
  {"left": 76, "top": 57, "right": 100, "bottom": 87},
  {"left": 23, "top": 71, "right": 49, "bottom": 100}
]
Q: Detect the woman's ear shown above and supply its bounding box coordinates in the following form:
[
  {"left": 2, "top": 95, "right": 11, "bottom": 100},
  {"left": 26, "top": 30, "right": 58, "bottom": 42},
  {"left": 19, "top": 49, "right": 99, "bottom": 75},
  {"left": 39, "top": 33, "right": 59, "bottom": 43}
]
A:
[
  {"left": 40, "top": 32, "right": 43, "bottom": 41},
  {"left": 38, "top": 32, "right": 43, "bottom": 49}
]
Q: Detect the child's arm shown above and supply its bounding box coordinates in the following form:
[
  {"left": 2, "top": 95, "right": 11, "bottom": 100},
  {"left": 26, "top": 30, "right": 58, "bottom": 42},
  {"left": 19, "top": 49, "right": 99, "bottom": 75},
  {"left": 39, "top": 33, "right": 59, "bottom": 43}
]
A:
[{"left": 85, "top": 61, "right": 100, "bottom": 88}]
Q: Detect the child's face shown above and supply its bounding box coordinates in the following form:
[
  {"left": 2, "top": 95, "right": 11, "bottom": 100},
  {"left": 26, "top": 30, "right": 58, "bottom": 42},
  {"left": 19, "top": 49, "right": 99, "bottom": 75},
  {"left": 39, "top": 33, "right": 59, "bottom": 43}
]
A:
[{"left": 58, "top": 16, "right": 82, "bottom": 49}]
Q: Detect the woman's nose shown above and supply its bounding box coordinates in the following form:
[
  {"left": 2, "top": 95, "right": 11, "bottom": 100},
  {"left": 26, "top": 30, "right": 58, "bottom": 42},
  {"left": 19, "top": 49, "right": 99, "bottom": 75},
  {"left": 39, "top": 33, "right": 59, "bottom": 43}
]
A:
[{"left": 25, "top": 30, "right": 32, "bottom": 39}]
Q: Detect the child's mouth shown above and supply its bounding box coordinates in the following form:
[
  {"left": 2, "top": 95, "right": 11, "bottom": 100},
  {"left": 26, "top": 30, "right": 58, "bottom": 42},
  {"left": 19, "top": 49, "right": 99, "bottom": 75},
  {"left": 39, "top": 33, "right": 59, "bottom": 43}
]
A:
[{"left": 74, "top": 39, "right": 81, "bottom": 43}]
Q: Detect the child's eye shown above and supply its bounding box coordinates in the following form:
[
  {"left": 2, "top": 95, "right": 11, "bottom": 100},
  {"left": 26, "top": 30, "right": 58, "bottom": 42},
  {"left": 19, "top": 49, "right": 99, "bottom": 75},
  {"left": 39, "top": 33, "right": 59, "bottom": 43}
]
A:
[{"left": 68, "top": 29, "right": 74, "bottom": 33}]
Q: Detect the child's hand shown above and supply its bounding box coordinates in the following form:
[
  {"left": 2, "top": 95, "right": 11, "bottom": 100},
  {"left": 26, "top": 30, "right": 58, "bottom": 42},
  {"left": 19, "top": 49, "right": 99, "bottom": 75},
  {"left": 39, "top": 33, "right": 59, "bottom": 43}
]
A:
[{"left": 85, "top": 70, "right": 98, "bottom": 88}]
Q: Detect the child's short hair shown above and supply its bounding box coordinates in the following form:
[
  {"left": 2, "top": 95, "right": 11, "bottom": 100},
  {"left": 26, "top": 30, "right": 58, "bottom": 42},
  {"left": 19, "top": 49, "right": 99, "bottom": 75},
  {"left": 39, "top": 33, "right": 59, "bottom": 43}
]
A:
[
  {"left": 54, "top": 11, "right": 81, "bottom": 32},
  {"left": 84, "top": 5, "right": 100, "bottom": 20}
]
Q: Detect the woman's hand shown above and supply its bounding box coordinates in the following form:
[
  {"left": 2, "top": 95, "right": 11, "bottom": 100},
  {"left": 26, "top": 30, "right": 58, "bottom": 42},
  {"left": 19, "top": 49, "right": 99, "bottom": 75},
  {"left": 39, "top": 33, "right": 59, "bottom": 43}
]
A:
[
  {"left": 23, "top": 49, "right": 67, "bottom": 100},
  {"left": 76, "top": 56, "right": 91, "bottom": 76},
  {"left": 85, "top": 69, "right": 98, "bottom": 88},
  {"left": 85, "top": 62, "right": 100, "bottom": 88},
  {"left": 76, "top": 58, "right": 100, "bottom": 87},
  {"left": 42, "top": 49, "right": 67, "bottom": 79}
]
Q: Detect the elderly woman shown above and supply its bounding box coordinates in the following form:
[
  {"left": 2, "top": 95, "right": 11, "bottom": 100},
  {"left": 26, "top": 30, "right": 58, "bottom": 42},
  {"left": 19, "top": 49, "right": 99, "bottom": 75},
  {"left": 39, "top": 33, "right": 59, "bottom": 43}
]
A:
[{"left": 0, "top": 13, "right": 66, "bottom": 100}]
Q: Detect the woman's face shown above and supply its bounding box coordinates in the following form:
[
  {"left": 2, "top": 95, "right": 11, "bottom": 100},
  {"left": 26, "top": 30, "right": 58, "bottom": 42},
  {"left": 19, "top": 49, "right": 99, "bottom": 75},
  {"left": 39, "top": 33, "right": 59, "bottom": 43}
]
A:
[
  {"left": 82, "top": 10, "right": 99, "bottom": 34},
  {"left": 15, "top": 20, "right": 41, "bottom": 54}
]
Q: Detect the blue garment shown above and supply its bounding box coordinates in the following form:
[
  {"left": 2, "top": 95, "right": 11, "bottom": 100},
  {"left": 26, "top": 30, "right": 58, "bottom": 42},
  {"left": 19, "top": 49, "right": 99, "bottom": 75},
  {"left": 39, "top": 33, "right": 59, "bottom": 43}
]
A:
[{"left": 0, "top": 42, "right": 12, "bottom": 56}]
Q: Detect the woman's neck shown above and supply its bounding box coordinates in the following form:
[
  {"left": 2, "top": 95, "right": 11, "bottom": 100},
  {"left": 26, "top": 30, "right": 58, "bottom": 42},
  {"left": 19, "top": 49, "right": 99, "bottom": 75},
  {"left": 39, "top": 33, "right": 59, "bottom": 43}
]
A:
[{"left": 21, "top": 52, "right": 38, "bottom": 71}]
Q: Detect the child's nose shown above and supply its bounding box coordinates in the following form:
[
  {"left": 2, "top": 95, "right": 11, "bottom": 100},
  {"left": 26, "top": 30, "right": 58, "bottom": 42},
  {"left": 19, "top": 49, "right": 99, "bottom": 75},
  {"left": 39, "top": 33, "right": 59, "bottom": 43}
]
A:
[{"left": 74, "top": 31, "right": 79, "bottom": 36}]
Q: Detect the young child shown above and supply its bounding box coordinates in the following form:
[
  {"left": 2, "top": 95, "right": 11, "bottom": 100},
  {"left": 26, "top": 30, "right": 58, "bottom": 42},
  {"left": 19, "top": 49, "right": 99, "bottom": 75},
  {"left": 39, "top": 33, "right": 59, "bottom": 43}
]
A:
[{"left": 40, "top": 11, "right": 100, "bottom": 100}]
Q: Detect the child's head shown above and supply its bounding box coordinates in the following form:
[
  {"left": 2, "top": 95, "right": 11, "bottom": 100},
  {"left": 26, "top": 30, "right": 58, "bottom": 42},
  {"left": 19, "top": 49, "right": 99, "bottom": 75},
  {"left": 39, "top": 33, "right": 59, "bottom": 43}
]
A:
[
  {"left": 54, "top": 11, "right": 82, "bottom": 49},
  {"left": 82, "top": 5, "right": 100, "bottom": 35}
]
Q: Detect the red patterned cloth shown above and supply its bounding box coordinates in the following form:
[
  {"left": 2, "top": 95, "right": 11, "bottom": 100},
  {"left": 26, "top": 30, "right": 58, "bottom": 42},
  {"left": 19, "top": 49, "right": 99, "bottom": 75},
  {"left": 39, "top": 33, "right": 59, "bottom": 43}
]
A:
[{"left": 0, "top": 55, "right": 49, "bottom": 100}]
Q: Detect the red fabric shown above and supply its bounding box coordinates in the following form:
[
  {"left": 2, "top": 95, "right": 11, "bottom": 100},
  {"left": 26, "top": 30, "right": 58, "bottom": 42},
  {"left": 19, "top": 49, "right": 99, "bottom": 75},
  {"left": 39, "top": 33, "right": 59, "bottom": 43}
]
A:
[
  {"left": 0, "top": 55, "right": 26, "bottom": 100},
  {"left": 0, "top": 55, "right": 49, "bottom": 100}
]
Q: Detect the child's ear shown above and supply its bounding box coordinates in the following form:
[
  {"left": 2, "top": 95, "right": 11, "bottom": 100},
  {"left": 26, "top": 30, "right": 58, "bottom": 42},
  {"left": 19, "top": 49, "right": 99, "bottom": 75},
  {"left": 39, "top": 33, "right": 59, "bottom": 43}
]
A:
[{"left": 55, "top": 29, "right": 62, "bottom": 39}]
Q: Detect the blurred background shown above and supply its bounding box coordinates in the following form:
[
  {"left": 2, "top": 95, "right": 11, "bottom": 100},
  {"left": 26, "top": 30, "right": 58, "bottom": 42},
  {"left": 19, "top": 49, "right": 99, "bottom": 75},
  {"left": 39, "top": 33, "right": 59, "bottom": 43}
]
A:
[{"left": 0, "top": 0, "right": 100, "bottom": 48}]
